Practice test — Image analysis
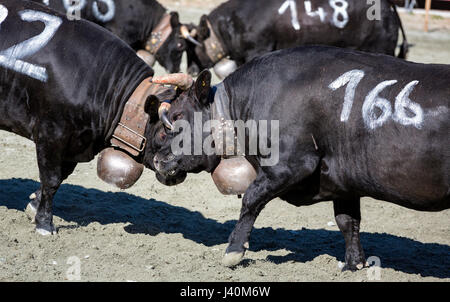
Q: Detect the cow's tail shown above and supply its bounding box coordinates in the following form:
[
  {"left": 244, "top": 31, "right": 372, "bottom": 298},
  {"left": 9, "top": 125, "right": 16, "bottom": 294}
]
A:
[{"left": 390, "top": 2, "right": 409, "bottom": 59}]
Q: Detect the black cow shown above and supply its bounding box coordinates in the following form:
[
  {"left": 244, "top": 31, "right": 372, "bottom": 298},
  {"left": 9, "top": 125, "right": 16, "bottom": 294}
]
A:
[
  {"left": 32, "top": 0, "right": 190, "bottom": 73},
  {"left": 186, "top": 0, "right": 409, "bottom": 78},
  {"left": 0, "top": 0, "right": 173, "bottom": 234},
  {"left": 150, "top": 46, "right": 449, "bottom": 270}
]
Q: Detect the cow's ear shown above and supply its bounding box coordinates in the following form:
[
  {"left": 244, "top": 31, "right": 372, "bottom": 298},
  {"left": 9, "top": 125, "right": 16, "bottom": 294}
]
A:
[
  {"left": 145, "top": 95, "right": 160, "bottom": 122},
  {"left": 170, "top": 12, "right": 180, "bottom": 27},
  {"left": 193, "top": 70, "right": 212, "bottom": 107},
  {"left": 197, "top": 15, "right": 210, "bottom": 40}
]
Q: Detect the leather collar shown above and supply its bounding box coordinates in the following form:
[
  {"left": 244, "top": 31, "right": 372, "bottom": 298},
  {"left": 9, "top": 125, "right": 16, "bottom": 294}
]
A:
[
  {"left": 111, "top": 78, "right": 166, "bottom": 157},
  {"left": 145, "top": 13, "right": 172, "bottom": 55},
  {"left": 204, "top": 19, "right": 227, "bottom": 65},
  {"left": 210, "top": 83, "right": 242, "bottom": 156}
]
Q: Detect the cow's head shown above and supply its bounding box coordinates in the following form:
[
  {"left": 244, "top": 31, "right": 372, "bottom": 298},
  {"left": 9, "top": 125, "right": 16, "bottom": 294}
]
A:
[
  {"left": 154, "top": 13, "right": 202, "bottom": 74},
  {"left": 145, "top": 71, "right": 220, "bottom": 182},
  {"left": 152, "top": 12, "right": 185, "bottom": 73},
  {"left": 185, "top": 15, "right": 218, "bottom": 76}
]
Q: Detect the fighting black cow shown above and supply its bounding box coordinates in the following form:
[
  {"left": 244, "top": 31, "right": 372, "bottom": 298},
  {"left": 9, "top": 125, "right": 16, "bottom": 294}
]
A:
[
  {"left": 32, "top": 0, "right": 199, "bottom": 72},
  {"left": 0, "top": 0, "right": 175, "bottom": 235},
  {"left": 150, "top": 46, "right": 449, "bottom": 270},
  {"left": 186, "top": 0, "right": 409, "bottom": 78}
]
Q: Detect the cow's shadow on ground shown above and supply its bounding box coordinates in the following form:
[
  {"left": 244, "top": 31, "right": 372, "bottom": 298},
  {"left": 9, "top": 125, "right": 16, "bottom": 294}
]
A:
[{"left": 1, "top": 178, "right": 449, "bottom": 279}]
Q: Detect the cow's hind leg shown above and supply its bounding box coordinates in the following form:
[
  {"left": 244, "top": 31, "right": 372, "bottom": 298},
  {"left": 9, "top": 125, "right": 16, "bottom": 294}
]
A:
[
  {"left": 26, "top": 161, "right": 77, "bottom": 224},
  {"left": 333, "top": 198, "right": 366, "bottom": 271},
  {"left": 222, "top": 155, "right": 319, "bottom": 267}
]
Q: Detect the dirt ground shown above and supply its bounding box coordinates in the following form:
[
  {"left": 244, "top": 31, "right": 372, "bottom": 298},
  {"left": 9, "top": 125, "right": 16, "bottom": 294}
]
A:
[{"left": 0, "top": 1, "right": 449, "bottom": 282}]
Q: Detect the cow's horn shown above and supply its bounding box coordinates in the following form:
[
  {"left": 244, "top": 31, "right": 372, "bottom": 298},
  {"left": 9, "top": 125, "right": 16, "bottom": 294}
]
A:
[
  {"left": 158, "top": 102, "right": 174, "bottom": 131},
  {"left": 137, "top": 50, "right": 156, "bottom": 67},
  {"left": 180, "top": 25, "right": 202, "bottom": 47},
  {"left": 152, "top": 73, "right": 194, "bottom": 90}
]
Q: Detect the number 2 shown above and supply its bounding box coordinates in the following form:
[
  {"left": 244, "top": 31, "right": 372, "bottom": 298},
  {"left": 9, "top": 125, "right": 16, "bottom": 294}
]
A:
[{"left": 0, "top": 6, "right": 62, "bottom": 82}]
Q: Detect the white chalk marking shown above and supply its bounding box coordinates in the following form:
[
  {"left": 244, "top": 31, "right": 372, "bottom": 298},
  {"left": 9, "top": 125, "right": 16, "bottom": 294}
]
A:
[
  {"left": 329, "top": 69, "right": 365, "bottom": 122},
  {"left": 0, "top": 9, "right": 62, "bottom": 82},
  {"left": 362, "top": 80, "right": 397, "bottom": 130},
  {"left": 0, "top": 5, "right": 7, "bottom": 29},
  {"left": 393, "top": 80, "right": 423, "bottom": 129},
  {"left": 304, "top": 1, "right": 327, "bottom": 22},
  {"left": 279, "top": 0, "right": 300, "bottom": 30},
  {"left": 92, "top": 0, "right": 115, "bottom": 23},
  {"left": 329, "top": 0, "right": 349, "bottom": 29}
]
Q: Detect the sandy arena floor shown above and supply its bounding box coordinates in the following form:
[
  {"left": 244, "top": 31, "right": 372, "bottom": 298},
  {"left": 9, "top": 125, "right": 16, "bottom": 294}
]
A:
[{"left": 0, "top": 1, "right": 449, "bottom": 281}]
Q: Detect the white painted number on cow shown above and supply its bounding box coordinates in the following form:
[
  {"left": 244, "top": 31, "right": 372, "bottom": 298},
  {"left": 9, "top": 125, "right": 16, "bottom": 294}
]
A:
[
  {"left": 304, "top": 1, "right": 327, "bottom": 22},
  {"left": 329, "top": 69, "right": 365, "bottom": 122},
  {"left": 329, "top": 69, "right": 424, "bottom": 130},
  {"left": 393, "top": 81, "right": 423, "bottom": 128},
  {"left": 92, "top": 0, "right": 115, "bottom": 23},
  {"left": 279, "top": 0, "right": 348, "bottom": 30},
  {"left": 329, "top": 0, "right": 349, "bottom": 28},
  {"left": 0, "top": 5, "right": 7, "bottom": 28},
  {"left": 278, "top": 0, "right": 300, "bottom": 30},
  {"left": 63, "top": 0, "right": 115, "bottom": 22},
  {"left": 0, "top": 6, "right": 62, "bottom": 82},
  {"left": 362, "top": 80, "right": 397, "bottom": 130}
]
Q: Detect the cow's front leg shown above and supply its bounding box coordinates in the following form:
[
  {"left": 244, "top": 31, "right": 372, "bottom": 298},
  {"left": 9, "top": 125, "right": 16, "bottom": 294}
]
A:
[
  {"left": 222, "top": 175, "right": 273, "bottom": 267},
  {"left": 33, "top": 141, "right": 72, "bottom": 235},
  {"left": 26, "top": 161, "right": 77, "bottom": 224},
  {"left": 223, "top": 157, "right": 318, "bottom": 267},
  {"left": 333, "top": 198, "right": 366, "bottom": 271}
]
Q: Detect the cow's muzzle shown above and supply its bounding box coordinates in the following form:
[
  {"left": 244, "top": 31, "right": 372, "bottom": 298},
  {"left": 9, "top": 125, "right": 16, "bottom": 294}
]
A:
[{"left": 153, "top": 153, "right": 178, "bottom": 177}]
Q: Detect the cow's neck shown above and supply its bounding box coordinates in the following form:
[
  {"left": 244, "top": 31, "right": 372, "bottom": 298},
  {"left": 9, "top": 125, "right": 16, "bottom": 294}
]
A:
[
  {"left": 142, "top": 3, "right": 168, "bottom": 49},
  {"left": 208, "top": 83, "right": 242, "bottom": 159},
  {"left": 101, "top": 64, "right": 153, "bottom": 150},
  {"left": 203, "top": 19, "right": 228, "bottom": 66}
]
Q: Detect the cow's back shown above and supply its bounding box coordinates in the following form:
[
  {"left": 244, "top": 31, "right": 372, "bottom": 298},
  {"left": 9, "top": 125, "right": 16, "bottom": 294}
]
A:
[
  {"left": 212, "top": 0, "right": 400, "bottom": 62},
  {"left": 225, "top": 46, "right": 449, "bottom": 210}
]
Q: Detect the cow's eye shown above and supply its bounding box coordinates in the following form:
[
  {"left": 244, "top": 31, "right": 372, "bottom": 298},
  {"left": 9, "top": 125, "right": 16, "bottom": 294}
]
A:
[
  {"left": 159, "top": 131, "right": 167, "bottom": 141},
  {"left": 172, "top": 113, "right": 183, "bottom": 122},
  {"left": 177, "top": 42, "right": 184, "bottom": 50}
]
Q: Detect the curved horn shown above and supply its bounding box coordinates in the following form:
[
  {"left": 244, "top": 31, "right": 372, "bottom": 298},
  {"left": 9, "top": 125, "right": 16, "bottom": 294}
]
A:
[
  {"left": 158, "top": 102, "right": 174, "bottom": 131},
  {"left": 136, "top": 50, "right": 156, "bottom": 67},
  {"left": 180, "top": 25, "right": 202, "bottom": 47},
  {"left": 152, "top": 73, "right": 194, "bottom": 90}
]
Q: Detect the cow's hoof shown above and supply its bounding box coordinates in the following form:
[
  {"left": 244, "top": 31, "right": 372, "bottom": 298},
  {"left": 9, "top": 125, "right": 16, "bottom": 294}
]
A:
[
  {"left": 342, "top": 261, "right": 367, "bottom": 272},
  {"left": 25, "top": 203, "right": 37, "bottom": 223},
  {"left": 36, "top": 224, "right": 56, "bottom": 236},
  {"left": 222, "top": 251, "right": 244, "bottom": 267}
]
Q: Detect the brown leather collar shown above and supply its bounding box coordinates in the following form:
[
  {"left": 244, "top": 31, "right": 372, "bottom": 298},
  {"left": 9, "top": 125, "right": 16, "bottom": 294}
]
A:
[
  {"left": 111, "top": 78, "right": 165, "bottom": 157},
  {"left": 204, "top": 19, "right": 227, "bottom": 65},
  {"left": 145, "top": 13, "right": 172, "bottom": 55}
]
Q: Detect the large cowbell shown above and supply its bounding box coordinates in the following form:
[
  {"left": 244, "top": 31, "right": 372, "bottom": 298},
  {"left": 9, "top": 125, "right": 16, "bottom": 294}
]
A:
[
  {"left": 209, "top": 87, "right": 257, "bottom": 195},
  {"left": 97, "top": 77, "right": 165, "bottom": 190},
  {"left": 97, "top": 148, "right": 144, "bottom": 190},
  {"left": 213, "top": 58, "right": 238, "bottom": 80},
  {"left": 212, "top": 156, "right": 257, "bottom": 195}
]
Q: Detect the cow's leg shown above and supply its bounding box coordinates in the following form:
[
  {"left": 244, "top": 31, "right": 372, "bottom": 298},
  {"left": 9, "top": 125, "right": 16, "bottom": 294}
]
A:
[
  {"left": 333, "top": 198, "right": 366, "bottom": 271},
  {"left": 222, "top": 156, "right": 319, "bottom": 267},
  {"left": 26, "top": 161, "right": 77, "bottom": 224},
  {"left": 32, "top": 141, "right": 71, "bottom": 235}
]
